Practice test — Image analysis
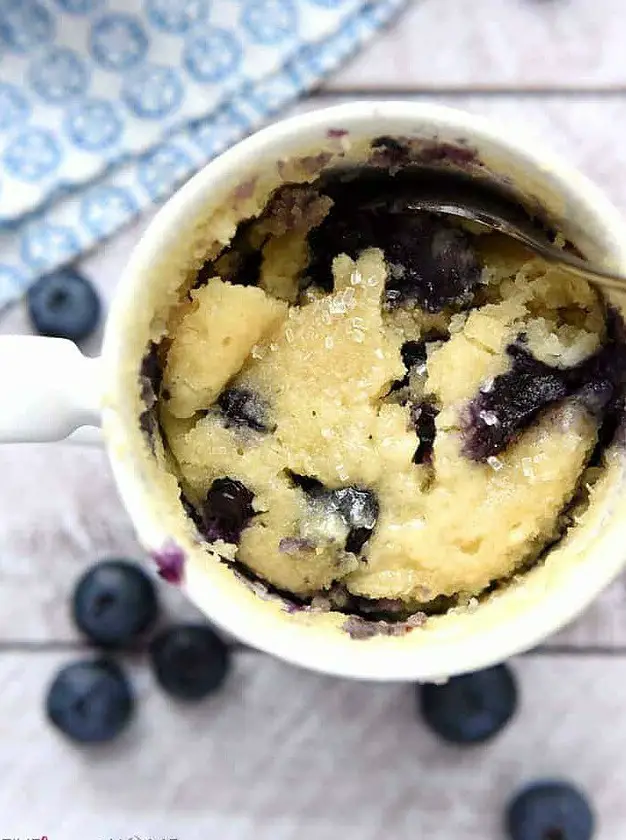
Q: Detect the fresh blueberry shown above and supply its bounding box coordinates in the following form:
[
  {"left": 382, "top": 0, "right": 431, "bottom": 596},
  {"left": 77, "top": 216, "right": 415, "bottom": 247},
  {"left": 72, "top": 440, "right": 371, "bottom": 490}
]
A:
[
  {"left": 201, "top": 477, "right": 255, "bottom": 544},
  {"left": 27, "top": 268, "right": 101, "bottom": 341},
  {"left": 419, "top": 663, "right": 517, "bottom": 744},
  {"left": 410, "top": 401, "right": 439, "bottom": 464},
  {"left": 149, "top": 624, "right": 231, "bottom": 701},
  {"left": 506, "top": 781, "right": 595, "bottom": 840},
  {"left": 72, "top": 559, "right": 158, "bottom": 647},
  {"left": 217, "top": 387, "right": 273, "bottom": 432},
  {"left": 46, "top": 659, "right": 134, "bottom": 744}
]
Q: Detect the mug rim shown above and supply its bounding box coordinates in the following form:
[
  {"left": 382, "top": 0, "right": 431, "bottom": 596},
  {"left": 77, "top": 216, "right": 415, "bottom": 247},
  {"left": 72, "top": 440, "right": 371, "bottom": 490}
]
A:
[{"left": 102, "top": 101, "right": 626, "bottom": 681}]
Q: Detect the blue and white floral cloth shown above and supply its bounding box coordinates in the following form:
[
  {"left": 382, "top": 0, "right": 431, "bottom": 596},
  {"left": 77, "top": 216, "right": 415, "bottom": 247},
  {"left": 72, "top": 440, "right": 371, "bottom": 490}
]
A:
[{"left": 0, "top": 0, "right": 405, "bottom": 309}]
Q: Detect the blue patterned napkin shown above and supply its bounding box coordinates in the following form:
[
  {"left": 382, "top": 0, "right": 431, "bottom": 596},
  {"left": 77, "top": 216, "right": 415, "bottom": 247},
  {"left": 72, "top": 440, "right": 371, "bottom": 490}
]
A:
[{"left": 0, "top": 0, "right": 406, "bottom": 309}]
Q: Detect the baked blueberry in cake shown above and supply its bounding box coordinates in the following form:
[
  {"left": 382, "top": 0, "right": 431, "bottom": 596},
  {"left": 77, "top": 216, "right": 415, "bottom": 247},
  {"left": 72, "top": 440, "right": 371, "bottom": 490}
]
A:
[{"left": 139, "top": 149, "right": 626, "bottom": 624}]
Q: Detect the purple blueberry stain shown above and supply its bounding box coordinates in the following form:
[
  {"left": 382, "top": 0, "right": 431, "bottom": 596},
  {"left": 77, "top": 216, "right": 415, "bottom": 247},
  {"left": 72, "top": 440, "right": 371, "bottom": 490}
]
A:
[
  {"left": 228, "top": 558, "right": 431, "bottom": 627},
  {"left": 286, "top": 471, "right": 325, "bottom": 496},
  {"left": 232, "top": 177, "right": 257, "bottom": 202},
  {"left": 151, "top": 541, "right": 186, "bottom": 585},
  {"left": 230, "top": 567, "right": 305, "bottom": 612},
  {"left": 195, "top": 180, "right": 332, "bottom": 291},
  {"left": 195, "top": 216, "right": 264, "bottom": 289},
  {"left": 327, "top": 128, "right": 348, "bottom": 139},
  {"left": 415, "top": 141, "right": 479, "bottom": 167},
  {"left": 343, "top": 612, "right": 426, "bottom": 640},
  {"left": 258, "top": 182, "right": 329, "bottom": 236},
  {"left": 370, "top": 136, "right": 479, "bottom": 170}
]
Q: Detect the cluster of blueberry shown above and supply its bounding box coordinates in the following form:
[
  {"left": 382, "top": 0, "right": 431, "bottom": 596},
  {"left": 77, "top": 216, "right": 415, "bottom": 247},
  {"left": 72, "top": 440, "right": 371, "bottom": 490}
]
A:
[
  {"left": 46, "top": 559, "right": 231, "bottom": 744},
  {"left": 45, "top": 557, "right": 594, "bottom": 840},
  {"left": 421, "top": 667, "right": 594, "bottom": 840}
]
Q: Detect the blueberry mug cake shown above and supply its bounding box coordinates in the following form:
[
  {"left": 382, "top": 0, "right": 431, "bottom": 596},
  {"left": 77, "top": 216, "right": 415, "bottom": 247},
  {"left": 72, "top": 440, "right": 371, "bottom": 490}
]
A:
[{"left": 137, "top": 138, "right": 626, "bottom": 636}]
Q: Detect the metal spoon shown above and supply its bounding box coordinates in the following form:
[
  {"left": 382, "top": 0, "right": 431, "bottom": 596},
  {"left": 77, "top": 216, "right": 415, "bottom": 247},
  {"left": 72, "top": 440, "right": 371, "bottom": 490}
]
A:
[{"left": 402, "top": 172, "right": 626, "bottom": 296}]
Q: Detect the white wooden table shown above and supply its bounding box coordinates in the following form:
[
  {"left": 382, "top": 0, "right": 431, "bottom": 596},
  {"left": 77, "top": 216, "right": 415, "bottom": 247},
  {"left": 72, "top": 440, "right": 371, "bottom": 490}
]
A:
[{"left": 2, "top": 1, "right": 626, "bottom": 836}]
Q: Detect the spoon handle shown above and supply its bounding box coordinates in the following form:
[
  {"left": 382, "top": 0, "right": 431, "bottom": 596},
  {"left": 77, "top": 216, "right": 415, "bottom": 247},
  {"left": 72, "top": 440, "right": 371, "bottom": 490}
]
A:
[
  {"left": 407, "top": 197, "right": 626, "bottom": 295},
  {"left": 0, "top": 336, "right": 101, "bottom": 443}
]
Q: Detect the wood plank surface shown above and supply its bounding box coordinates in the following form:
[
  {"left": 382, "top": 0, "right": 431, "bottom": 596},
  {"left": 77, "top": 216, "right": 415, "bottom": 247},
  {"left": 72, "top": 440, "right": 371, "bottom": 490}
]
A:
[
  {"left": 328, "top": 0, "right": 626, "bottom": 91},
  {"left": 1, "top": 653, "right": 624, "bottom": 837},
  {"left": 0, "top": 444, "right": 203, "bottom": 644}
]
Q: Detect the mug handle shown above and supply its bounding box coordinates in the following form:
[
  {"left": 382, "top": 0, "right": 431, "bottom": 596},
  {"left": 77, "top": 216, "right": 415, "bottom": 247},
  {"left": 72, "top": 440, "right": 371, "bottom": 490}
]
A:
[{"left": 0, "top": 336, "right": 102, "bottom": 443}]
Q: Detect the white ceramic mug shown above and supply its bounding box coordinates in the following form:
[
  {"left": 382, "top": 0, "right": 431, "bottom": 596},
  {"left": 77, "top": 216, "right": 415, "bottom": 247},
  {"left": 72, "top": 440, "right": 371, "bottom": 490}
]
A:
[{"left": 3, "top": 102, "right": 626, "bottom": 682}]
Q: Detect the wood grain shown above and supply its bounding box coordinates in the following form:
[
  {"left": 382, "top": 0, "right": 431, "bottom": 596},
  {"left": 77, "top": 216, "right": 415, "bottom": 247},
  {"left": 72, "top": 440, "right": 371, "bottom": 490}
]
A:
[
  {"left": 0, "top": 445, "right": 203, "bottom": 643},
  {"left": 1, "top": 653, "right": 624, "bottom": 837},
  {"left": 328, "top": 0, "right": 626, "bottom": 91}
]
